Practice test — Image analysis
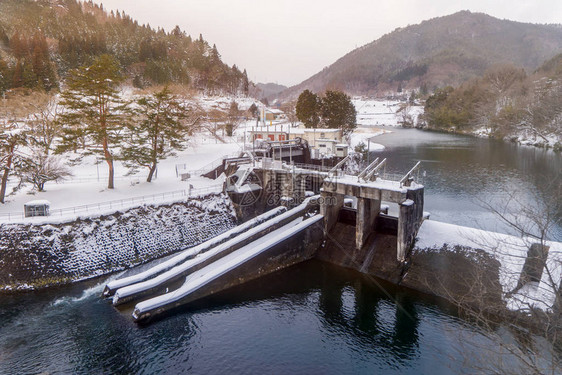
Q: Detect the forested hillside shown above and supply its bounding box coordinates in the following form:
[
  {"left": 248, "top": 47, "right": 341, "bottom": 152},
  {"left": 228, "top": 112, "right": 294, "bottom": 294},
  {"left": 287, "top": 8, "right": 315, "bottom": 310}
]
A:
[
  {"left": 423, "top": 55, "right": 562, "bottom": 148},
  {"left": 255, "top": 82, "right": 287, "bottom": 100},
  {"left": 276, "top": 11, "right": 562, "bottom": 99},
  {"left": 0, "top": 0, "right": 249, "bottom": 94}
]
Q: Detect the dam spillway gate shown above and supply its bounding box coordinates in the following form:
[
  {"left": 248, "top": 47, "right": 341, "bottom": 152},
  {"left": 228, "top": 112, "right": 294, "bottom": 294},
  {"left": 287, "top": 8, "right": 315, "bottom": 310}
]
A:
[{"left": 104, "top": 155, "right": 424, "bottom": 323}]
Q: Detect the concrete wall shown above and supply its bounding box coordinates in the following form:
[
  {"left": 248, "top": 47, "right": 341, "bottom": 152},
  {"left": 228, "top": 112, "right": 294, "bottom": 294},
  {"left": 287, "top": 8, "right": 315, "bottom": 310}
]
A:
[
  {"left": 356, "top": 197, "right": 381, "bottom": 250},
  {"left": 397, "top": 186, "right": 424, "bottom": 261},
  {"left": 320, "top": 191, "right": 344, "bottom": 233},
  {"left": 0, "top": 194, "right": 237, "bottom": 291}
]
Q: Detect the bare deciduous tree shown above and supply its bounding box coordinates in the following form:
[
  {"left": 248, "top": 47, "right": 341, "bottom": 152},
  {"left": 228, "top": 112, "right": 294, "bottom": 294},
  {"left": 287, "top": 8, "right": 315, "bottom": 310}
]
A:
[{"left": 17, "top": 151, "right": 72, "bottom": 192}]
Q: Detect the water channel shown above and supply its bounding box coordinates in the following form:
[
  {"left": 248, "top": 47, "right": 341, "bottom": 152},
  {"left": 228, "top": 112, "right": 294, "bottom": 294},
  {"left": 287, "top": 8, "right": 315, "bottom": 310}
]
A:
[{"left": 0, "top": 128, "right": 560, "bottom": 374}]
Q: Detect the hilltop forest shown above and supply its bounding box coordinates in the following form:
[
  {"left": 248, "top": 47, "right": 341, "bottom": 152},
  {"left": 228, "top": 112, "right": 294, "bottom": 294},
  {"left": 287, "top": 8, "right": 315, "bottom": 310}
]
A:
[
  {"left": 424, "top": 55, "right": 562, "bottom": 147},
  {"left": 0, "top": 0, "right": 250, "bottom": 95}
]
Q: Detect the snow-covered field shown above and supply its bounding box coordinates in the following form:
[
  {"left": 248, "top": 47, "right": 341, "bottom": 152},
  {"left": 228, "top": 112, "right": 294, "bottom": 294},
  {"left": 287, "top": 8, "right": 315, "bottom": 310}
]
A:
[
  {"left": 350, "top": 98, "right": 424, "bottom": 150},
  {"left": 0, "top": 135, "right": 243, "bottom": 222},
  {"left": 352, "top": 98, "right": 424, "bottom": 128}
]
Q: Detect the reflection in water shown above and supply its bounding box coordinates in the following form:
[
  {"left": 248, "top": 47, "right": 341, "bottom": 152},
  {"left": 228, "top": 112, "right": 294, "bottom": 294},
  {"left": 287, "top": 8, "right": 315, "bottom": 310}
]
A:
[
  {"left": 0, "top": 261, "right": 487, "bottom": 374},
  {"left": 392, "top": 294, "right": 419, "bottom": 359},
  {"left": 317, "top": 265, "right": 420, "bottom": 366}
]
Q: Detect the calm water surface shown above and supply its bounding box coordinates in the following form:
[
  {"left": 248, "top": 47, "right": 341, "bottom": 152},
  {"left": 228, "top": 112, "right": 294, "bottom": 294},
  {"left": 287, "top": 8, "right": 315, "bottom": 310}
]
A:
[
  {"left": 1, "top": 129, "right": 560, "bottom": 374},
  {"left": 372, "top": 127, "right": 562, "bottom": 239}
]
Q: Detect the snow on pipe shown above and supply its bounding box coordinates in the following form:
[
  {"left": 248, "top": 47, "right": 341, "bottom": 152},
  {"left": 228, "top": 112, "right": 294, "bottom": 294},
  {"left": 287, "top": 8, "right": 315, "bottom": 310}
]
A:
[
  {"left": 111, "top": 197, "right": 319, "bottom": 305},
  {"left": 103, "top": 206, "right": 287, "bottom": 297},
  {"left": 132, "top": 214, "right": 324, "bottom": 322}
]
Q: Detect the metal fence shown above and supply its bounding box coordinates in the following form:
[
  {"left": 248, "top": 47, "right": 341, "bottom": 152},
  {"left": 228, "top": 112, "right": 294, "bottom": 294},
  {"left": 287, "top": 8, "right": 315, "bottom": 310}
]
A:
[
  {"left": 291, "top": 163, "right": 333, "bottom": 173},
  {"left": 0, "top": 189, "right": 187, "bottom": 222},
  {"left": 175, "top": 151, "right": 252, "bottom": 178},
  {"left": 188, "top": 183, "right": 224, "bottom": 197},
  {"left": 0, "top": 183, "right": 228, "bottom": 223}
]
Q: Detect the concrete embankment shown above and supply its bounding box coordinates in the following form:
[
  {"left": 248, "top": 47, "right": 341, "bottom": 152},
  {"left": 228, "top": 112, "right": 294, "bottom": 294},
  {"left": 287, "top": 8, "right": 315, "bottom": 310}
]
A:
[
  {"left": 132, "top": 214, "right": 324, "bottom": 323},
  {"left": 0, "top": 194, "right": 237, "bottom": 292},
  {"left": 319, "top": 217, "right": 562, "bottom": 317}
]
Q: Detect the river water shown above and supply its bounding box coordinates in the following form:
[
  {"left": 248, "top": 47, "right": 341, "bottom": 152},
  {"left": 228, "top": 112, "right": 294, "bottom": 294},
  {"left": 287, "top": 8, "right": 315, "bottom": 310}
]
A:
[{"left": 1, "top": 128, "right": 560, "bottom": 374}]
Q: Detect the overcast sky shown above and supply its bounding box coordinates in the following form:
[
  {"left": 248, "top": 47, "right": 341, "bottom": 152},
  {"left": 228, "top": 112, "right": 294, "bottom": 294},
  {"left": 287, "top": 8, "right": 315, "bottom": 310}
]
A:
[{"left": 95, "top": 1, "right": 562, "bottom": 86}]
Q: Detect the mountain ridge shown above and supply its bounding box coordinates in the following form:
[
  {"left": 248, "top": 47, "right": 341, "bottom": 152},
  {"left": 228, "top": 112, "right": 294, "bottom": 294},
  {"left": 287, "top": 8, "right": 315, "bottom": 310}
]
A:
[{"left": 274, "top": 11, "right": 562, "bottom": 100}]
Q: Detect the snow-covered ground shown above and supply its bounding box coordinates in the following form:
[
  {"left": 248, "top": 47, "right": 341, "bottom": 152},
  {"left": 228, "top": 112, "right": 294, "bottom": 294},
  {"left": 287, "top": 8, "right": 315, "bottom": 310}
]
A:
[
  {"left": 0, "top": 135, "right": 243, "bottom": 223},
  {"left": 352, "top": 98, "right": 424, "bottom": 128},
  {"left": 0, "top": 95, "right": 413, "bottom": 223},
  {"left": 349, "top": 98, "right": 424, "bottom": 151},
  {"left": 0, "top": 91, "right": 265, "bottom": 223},
  {"left": 349, "top": 127, "right": 389, "bottom": 150},
  {"left": 417, "top": 219, "right": 562, "bottom": 313}
]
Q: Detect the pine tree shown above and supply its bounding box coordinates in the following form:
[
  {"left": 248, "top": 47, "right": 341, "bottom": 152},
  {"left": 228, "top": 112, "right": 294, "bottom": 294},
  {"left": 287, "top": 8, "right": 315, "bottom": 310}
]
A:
[
  {"left": 0, "top": 59, "right": 10, "bottom": 93},
  {"left": 121, "top": 87, "right": 189, "bottom": 182},
  {"left": 242, "top": 69, "right": 249, "bottom": 96},
  {"left": 0, "top": 125, "right": 28, "bottom": 203},
  {"left": 248, "top": 103, "right": 258, "bottom": 119},
  {"left": 12, "top": 60, "right": 23, "bottom": 88},
  {"left": 225, "top": 100, "right": 241, "bottom": 136},
  {"left": 57, "top": 54, "right": 128, "bottom": 189},
  {"left": 296, "top": 89, "right": 321, "bottom": 128},
  {"left": 321, "top": 90, "right": 357, "bottom": 137},
  {"left": 22, "top": 60, "right": 38, "bottom": 90}
]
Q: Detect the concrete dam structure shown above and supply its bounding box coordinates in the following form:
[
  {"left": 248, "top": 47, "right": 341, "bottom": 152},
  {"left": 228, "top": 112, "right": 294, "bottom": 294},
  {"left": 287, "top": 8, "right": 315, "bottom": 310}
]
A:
[{"left": 104, "top": 156, "right": 426, "bottom": 323}]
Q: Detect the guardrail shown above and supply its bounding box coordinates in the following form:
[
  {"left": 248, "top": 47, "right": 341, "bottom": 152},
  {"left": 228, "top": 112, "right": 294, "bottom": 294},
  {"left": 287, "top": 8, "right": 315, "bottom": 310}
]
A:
[
  {"left": 188, "top": 184, "right": 224, "bottom": 197},
  {"left": 0, "top": 189, "right": 191, "bottom": 222},
  {"left": 292, "top": 163, "right": 333, "bottom": 172},
  {"left": 379, "top": 171, "right": 425, "bottom": 186},
  {"left": 175, "top": 152, "right": 243, "bottom": 178}
]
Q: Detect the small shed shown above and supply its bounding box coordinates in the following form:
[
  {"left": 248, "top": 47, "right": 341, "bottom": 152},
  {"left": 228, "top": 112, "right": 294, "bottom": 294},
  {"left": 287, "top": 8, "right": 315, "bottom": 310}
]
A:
[
  {"left": 316, "top": 139, "right": 338, "bottom": 156},
  {"left": 24, "top": 200, "right": 51, "bottom": 217},
  {"left": 335, "top": 144, "right": 349, "bottom": 157}
]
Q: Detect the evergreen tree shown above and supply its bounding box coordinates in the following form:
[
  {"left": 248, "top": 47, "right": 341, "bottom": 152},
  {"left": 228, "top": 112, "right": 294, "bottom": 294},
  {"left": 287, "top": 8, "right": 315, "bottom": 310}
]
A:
[
  {"left": 0, "top": 125, "right": 28, "bottom": 203},
  {"left": 171, "top": 25, "right": 183, "bottom": 37},
  {"left": 248, "top": 103, "right": 259, "bottom": 119},
  {"left": 296, "top": 89, "right": 321, "bottom": 128},
  {"left": 242, "top": 69, "right": 249, "bottom": 96},
  {"left": 22, "top": 60, "right": 38, "bottom": 89},
  {"left": 57, "top": 54, "right": 127, "bottom": 189},
  {"left": 0, "top": 25, "right": 9, "bottom": 47},
  {"left": 12, "top": 60, "right": 23, "bottom": 88},
  {"left": 0, "top": 59, "right": 10, "bottom": 94},
  {"left": 225, "top": 100, "right": 242, "bottom": 136},
  {"left": 122, "top": 87, "right": 189, "bottom": 182},
  {"left": 210, "top": 44, "right": 221, "bottom": 65},
  {"left": 0, "top": 0, "right": 244, "bottom": 94},
  {"left": 320, "top": 90, "right": 357, "bottom": 137}
]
